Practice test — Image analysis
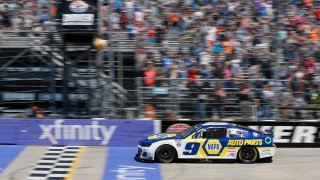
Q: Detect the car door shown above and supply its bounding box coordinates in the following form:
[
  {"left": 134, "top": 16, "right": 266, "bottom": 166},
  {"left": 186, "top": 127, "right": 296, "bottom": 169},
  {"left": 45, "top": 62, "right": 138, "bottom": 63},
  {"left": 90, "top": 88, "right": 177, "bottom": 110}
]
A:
[
  {"left": 202, "top": 128, "right": 228, "bottom": 158},
  {"left": 179, "top": 128, "right": 206, "bottom": 159},
  {"left": 180, "top": 127, "right": 228, "bottom": 159}
]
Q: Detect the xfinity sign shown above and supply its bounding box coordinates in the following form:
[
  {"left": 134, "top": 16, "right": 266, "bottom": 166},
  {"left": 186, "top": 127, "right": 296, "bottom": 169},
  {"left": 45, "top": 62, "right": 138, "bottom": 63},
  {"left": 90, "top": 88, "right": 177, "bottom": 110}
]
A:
[{"left": 39, "top": 120, "right": 117, "bottom": 145}]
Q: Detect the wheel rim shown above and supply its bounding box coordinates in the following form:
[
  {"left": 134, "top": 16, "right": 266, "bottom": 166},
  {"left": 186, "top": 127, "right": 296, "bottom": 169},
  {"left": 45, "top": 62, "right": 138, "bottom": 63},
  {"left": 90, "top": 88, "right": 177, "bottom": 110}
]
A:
[
  {"left": 241, "top": 148, "right": 254, "bottom": 160},
  {"left": 159, "top": 147, "right": 172, "bottom": 160}
]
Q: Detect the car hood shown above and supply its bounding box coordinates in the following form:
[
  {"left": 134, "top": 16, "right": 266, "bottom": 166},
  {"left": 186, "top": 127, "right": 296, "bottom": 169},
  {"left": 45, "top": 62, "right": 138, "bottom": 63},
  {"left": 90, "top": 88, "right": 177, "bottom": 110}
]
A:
[
  {"left": 147, "top": 133, "right": 179, "bottom": 140},
  {"left": 139, "top": 133, "right": 181, "bottom": 145}
]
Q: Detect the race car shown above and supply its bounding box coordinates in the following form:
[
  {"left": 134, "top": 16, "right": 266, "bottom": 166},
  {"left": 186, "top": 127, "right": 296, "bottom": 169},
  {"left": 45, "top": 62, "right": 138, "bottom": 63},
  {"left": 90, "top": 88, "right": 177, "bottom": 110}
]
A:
[{"left": 136, "top": 122, "right": 276, "bottom": 163}]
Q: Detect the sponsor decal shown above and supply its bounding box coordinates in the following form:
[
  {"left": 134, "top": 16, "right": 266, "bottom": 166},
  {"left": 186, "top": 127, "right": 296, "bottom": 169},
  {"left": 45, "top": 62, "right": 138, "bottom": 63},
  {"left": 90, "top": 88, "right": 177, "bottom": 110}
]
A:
[
  {"left": 253, "top": 132, "right": 260, "bottom": 137},
  {"left": 166, "top": 123, "right": 191, "bottom": 133},
  {"left": 226, "top": 149, "right": 237, "bottom": 157},
  {"left": 229, "top": 152, "right": 235, "bottom": 157},
  {"left": 39, "top": 120, "right": 117, "bottom": 145},
  {"left": 204, "top": 140, "right": 222, "bottom": 155},
  {"left": 175, "top": 139, "right": 181, "bottom": 147},
  {"left": 207, "top": 143, "right": 220, "bottom": 150},
  {"left": 104, "top": 147, "right": 161, "bottom": 180},
  {"left": 265, "top": 137, "right": 272, "bottom": 144},
  {"left": 147, "top": 133, "right": 176, "bottom": 140},
  {"left": 110, "top": 165, "right": 156, "bottom": 179},
  {"left": 260, "top": 149, "right": 272, "bottom": 156},
  {"left": 227, "top": 139, "right": 263, "bottom": 146},
  {"left": 69, "top": 0, "right": 89, "bottom": 13}
]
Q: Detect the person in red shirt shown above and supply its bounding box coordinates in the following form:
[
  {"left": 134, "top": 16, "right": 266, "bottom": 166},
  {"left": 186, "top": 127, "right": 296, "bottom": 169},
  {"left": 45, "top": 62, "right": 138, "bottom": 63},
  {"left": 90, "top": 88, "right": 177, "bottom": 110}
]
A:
[
  {"left": 314, "top": 8, "right": 320, "bottom": 22},
  {"left": 304, "top": 57, "right": 317, "bottom": 81},
  {"left": 119, "top": 11, "right": 128, "bottom": 30},
  {"left": 187, "top": 64, "right": 199, "bottom": 83},
  {"left": 144, "top": 62, "right": 157, "bottom": 87},
  {"left": 147, "top": 28, "right": 155, "bottom": 43}
]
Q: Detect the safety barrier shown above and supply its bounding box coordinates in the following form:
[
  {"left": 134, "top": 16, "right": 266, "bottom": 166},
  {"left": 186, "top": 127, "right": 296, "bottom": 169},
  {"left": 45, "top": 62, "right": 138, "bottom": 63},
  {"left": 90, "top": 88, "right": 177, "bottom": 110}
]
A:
[{"left": 0, "top": 119, "right": 154, "bottom": 146}]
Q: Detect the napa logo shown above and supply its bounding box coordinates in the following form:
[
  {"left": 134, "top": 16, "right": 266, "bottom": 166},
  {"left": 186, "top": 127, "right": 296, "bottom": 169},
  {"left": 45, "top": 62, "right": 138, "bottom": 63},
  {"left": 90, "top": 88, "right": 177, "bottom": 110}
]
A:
[
  {"left": 69, "top": 0, "right": 89, "bottom": 13},
  {"left": 39, "top": 120, "right": 117, "bottom": 145},
  {"left": 207, "top": 143, "right": 220, "bottom": 150},
  {"left": 205, "top": 140, "right": 221, "bottom": 155}
]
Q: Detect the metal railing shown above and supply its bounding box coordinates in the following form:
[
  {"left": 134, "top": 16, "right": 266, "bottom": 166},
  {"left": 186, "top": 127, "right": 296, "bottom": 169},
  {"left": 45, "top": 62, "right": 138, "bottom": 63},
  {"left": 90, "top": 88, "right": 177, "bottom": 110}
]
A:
[{"left": 137, "top": 78, "right": 320, "bottom": 121}]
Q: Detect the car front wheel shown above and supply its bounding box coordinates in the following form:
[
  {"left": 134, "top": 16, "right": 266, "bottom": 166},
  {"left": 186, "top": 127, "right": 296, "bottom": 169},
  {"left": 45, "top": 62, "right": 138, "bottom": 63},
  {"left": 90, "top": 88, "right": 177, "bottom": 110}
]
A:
[
  {"left": 155, "top": 145, "right": 176, "bottom": 163},
  {"left": 238, "top": 146, "right": 258, "bottom": 164}
]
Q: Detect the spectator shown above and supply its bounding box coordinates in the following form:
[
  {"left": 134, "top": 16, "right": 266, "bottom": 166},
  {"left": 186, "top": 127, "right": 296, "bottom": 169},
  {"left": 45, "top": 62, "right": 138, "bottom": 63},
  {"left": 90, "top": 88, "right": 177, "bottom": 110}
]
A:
[
  {"left": 292, "top": 93, "right": 307, "bottom": 119},
  {"left": 144, "top": 61, "right": 157, "bottom": 87},
  {"left": 194, "top": 84, "right": 208, "bottom": 119},
  {"left": 135, "top": 47, "right": 148, "bottom": 70},
  {"left": 310, "top": 87, "right": 320, "bottom": 118},
  {"left": 187, "top": 64, "right": 199, "bottom": 83},
  {"left": 237, "top": 84, "right": 251, "bottom": 120},
  {"left": 259, "top": 85, "right": 276, "bottom": 119},
  {"left": 213, "top": 83, "right": 226, "bottom": 119},
  {"left": 120, "top": 11, "right": 129, "bottom": 30}
]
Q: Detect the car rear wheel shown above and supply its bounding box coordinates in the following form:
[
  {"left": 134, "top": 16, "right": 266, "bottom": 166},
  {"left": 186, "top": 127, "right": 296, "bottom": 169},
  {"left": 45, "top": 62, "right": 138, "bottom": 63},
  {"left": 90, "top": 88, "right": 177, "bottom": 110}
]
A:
[
  {"left": 155, "top": 145, "right": 176, "bottom": 163},
  {"left": 238, "top": 146, "right": 258, "bottom": 164}
]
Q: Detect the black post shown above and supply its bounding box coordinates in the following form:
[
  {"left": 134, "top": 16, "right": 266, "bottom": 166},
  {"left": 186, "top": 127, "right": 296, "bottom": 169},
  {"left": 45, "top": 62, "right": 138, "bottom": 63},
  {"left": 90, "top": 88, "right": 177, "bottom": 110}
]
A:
[
  {"left": 62, "top": 35, "right": 69, "bottom": 117},
  {"left": 48, "top": 2, "right": 56, "bottom": 115}
]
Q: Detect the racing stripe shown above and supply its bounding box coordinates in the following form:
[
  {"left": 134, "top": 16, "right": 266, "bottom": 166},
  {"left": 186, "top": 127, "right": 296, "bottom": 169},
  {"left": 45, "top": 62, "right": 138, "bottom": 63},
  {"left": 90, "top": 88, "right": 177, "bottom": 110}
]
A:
[
  {"left": 198, "top": 140, "right": 207, "bottom": 158},
  {"left": 220, "top": 147, "right": 240, "bottom": 157}
]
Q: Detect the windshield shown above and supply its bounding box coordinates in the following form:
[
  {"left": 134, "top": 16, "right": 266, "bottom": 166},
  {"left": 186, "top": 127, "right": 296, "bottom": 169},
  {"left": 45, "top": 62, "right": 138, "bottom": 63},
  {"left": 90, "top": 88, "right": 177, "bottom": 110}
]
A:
[{"left": 177, "top": 125, "right": 199, "bottom": 138}]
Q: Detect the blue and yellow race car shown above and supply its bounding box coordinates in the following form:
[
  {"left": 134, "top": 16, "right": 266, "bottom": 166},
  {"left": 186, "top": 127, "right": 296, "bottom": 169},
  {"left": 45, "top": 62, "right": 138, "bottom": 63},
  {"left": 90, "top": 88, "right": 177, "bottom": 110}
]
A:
[{"left": 136, "top": 122, "right": 276, "bottom": 163}]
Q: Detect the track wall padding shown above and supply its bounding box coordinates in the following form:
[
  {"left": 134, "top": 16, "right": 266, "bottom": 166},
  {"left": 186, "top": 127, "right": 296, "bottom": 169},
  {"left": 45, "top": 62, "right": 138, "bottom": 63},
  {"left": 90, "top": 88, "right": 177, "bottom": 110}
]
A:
[{"left": 0, "top": 119, "right": 154, "bottom": 146}]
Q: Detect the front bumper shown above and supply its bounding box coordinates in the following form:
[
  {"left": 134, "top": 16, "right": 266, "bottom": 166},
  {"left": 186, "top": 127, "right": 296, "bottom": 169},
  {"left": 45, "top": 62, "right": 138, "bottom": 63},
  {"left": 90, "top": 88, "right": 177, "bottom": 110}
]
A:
[
  {"left": 258, "top": 144, "right": 276, "bottom": 158},
  {"left": 135, "top": 145, "right": 154, "bottom": 162}
]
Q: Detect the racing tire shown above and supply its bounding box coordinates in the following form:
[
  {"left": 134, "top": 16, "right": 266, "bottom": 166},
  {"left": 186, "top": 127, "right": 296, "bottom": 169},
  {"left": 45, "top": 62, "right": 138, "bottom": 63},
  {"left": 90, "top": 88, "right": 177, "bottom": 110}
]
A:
[
  {"left": 238, "top": 146, "right": 258, "bottom": 164},
  {"left": 155, "top": 145, "right": 177, "bottom": 163}
]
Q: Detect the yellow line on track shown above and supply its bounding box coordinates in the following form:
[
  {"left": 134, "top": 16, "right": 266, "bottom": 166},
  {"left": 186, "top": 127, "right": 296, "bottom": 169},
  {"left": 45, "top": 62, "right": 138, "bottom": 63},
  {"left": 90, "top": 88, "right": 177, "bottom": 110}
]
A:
[{"left": 64, "top": 147, "right": 86, "bottom": 180}]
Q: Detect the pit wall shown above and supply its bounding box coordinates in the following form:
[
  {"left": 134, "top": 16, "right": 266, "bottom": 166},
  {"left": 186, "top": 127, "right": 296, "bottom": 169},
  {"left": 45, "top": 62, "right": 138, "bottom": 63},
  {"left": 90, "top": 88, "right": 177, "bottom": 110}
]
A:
[{"left": 0, "top": 119, "right": 319, "bottom": 147}]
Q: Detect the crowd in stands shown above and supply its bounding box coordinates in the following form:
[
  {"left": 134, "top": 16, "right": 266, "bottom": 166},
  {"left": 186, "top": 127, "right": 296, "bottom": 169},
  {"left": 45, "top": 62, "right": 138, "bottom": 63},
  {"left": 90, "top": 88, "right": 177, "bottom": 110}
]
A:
[
  {"left": 1, "top": 0, "right": 320, "bottom": 120},
  {"left": 0, "top": 0, "right": 51, "bottom": 32},
  {"left": 125, "top": 0, "right": 319, "bottom": 120}
]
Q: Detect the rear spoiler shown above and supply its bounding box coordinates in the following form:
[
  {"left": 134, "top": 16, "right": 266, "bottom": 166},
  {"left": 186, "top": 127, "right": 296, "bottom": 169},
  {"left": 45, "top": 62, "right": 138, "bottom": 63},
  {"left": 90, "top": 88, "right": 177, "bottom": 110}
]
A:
[{"left": 264, "top": 130, "right": 274, "bottom": 136}]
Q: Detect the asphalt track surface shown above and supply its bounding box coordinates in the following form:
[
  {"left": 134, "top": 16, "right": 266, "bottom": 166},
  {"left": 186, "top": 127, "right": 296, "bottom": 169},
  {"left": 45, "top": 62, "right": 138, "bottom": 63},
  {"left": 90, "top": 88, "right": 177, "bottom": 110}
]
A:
[{"left": 0, "top": 147, "right": 319, "bottom": 180}]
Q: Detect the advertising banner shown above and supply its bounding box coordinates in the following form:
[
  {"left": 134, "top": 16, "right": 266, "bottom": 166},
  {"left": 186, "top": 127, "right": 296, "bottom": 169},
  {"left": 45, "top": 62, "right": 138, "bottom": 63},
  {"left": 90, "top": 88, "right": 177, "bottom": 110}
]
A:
[
  {"left": 59, "top": 0, "right": 97, "bottom": 26},
  {"left": 161, "top": 121, "right": 320, "bottom": 147},
  {"left": 0, "top": 119, "right": 18, "bottom": 144},
  {"left": 0, "top": 119, "right": 153, "bottom": 147}
]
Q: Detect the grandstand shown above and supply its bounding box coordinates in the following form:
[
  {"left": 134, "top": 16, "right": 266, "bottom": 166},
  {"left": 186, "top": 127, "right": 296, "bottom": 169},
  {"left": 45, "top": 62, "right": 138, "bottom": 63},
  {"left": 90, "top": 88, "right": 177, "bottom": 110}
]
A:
[{"left": 0, "top": 0, "right": 319, "bottom": 120}]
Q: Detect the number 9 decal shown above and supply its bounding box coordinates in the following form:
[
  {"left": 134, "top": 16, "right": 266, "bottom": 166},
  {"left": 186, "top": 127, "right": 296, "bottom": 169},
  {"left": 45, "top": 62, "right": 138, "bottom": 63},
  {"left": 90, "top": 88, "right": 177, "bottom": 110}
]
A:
[{"left": 183, "top": 142, "right": 200, "bottom": 155}]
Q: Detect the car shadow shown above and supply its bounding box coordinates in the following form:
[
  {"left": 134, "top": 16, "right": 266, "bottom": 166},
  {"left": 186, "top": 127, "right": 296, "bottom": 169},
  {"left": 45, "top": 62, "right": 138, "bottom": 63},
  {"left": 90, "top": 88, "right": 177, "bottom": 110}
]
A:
[{"left": 134, "top": 158, "right": 273, "bottom": 164}]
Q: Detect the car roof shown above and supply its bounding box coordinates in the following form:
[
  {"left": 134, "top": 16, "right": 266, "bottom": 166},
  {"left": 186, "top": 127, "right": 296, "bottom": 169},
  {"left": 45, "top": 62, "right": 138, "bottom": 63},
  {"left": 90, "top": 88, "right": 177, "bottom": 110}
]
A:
[
  {"left": 201, "top": 122, "right": 235, "bottom": 127},
  {"left": 197, "top": 122, "right": 261, "bottom": 133}
]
